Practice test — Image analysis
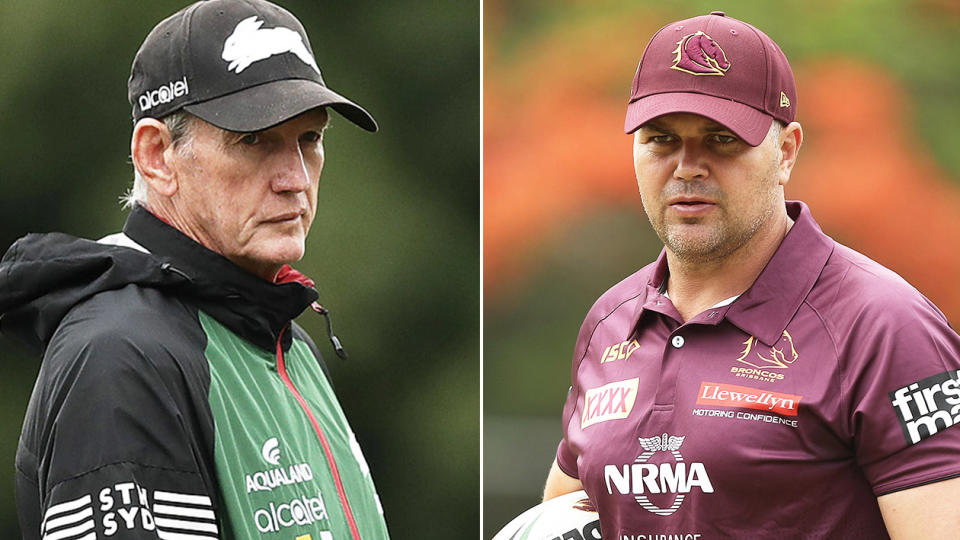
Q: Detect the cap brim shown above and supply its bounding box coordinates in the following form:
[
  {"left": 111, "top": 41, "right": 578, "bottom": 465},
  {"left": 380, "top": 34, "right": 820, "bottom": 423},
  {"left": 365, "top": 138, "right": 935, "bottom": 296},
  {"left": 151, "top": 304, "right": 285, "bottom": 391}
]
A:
[
  {"left": 624, "top": 92, "right": 772, "bottom": 146},
  {"left": 184, "top": 78, "right": 378, "bottom": 133}
]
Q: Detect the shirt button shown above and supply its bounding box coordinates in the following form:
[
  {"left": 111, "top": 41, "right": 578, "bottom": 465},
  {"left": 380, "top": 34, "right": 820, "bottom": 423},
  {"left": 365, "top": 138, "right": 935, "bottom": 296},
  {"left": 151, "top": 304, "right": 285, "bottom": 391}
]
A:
[{"left": 672, "top": 335, "right": 685, "bottom": 348}]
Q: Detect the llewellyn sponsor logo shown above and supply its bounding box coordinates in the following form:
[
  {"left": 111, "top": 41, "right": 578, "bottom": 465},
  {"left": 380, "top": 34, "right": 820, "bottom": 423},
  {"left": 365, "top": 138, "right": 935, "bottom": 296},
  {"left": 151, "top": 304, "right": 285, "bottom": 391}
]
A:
[
  {"left": 582, "top": 378, "right": 639, "bottom": 429},
  {"left": 605, "top": 433, "right": 713, "bottom": 517},
  {"left": 138, "top": 76, "right": 189, "bottom": 111},
  {"left": 696, "top": 382, "right": 801, "bottom": 417},
  {"left": 889, "top": 369, "right": 960, "bottom": 445},
  {"left": 600, "top": 339, "right": 640, "bottom": 364}
]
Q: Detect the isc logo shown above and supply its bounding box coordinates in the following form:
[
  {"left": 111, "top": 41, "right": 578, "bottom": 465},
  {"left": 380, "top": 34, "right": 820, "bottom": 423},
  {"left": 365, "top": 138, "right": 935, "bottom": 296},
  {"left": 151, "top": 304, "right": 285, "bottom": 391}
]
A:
[{"left": 600, "top": 339, "right": 640, "bottom": 364}]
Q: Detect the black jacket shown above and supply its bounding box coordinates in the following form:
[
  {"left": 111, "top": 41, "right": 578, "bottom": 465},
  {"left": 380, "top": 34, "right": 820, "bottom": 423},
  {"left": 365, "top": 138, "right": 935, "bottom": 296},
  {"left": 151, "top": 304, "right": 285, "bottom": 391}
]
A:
[{"left": 1, "top": 205, "right": 389, "bottom": 539}]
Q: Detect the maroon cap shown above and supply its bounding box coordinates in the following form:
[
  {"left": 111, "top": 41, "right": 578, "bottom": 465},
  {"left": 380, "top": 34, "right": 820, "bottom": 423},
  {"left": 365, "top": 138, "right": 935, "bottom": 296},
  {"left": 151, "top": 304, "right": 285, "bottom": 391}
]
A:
[{"left": 624, "top": 11, "right": 796, "bottom": 146}]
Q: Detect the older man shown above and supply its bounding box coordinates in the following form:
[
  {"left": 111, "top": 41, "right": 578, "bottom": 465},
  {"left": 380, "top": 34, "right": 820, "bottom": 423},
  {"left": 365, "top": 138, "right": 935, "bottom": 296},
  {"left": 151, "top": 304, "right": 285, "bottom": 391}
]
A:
[
  {"left": 543, "top": 11, "right": 960, "bottom": 539},
  {"left": 1, "top": 1, "right": 389, "bottom": 539}
]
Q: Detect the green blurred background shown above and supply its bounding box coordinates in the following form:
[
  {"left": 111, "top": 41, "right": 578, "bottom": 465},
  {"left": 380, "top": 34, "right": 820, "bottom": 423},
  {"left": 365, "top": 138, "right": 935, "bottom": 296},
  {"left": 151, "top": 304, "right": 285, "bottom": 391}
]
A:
[
  {"left": 0, "top": 1, "right": 478, "bottom": 538},
  {"left": 484, "top": 0, "right": 960, "bottom": 537}
]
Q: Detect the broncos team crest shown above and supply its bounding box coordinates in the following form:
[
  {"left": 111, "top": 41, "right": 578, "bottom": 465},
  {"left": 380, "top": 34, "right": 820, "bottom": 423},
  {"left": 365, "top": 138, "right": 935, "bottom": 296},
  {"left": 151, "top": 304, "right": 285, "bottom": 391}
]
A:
[
  {"left": 671, "top": 31, "right": 730, "bottom": 76},
  {"left": 736, "top": 331, "right": 799, "bottom": 370}
]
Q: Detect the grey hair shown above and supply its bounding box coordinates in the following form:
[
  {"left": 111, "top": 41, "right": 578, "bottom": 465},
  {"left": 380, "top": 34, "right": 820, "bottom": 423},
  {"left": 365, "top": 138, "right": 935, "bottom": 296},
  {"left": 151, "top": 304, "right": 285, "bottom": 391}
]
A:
[
  {"left": 122, "top": 111, "right": 195, "bottom": 209},
  {"left": 771, "top": 119, "right": 784, "bottom": 139}
]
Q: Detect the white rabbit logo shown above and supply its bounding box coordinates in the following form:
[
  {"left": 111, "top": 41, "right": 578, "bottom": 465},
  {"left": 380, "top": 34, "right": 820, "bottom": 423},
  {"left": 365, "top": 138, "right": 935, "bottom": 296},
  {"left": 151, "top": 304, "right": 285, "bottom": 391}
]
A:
[{"left": 222, "top": 16, "right": 320, "bottom": 75}]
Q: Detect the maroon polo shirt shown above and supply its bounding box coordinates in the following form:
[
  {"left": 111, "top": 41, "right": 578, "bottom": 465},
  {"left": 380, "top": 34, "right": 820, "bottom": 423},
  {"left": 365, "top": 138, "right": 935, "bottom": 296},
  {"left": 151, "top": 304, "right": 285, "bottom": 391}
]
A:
[{"left": 557, "top": 201, "right": 960, "bottom": 539}]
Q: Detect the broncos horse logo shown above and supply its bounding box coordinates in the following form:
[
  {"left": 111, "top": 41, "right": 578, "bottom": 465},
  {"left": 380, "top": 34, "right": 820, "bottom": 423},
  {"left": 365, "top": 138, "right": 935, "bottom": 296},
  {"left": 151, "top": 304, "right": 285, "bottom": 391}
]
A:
[
  {"left": 736, "top": 331, "right": 799, "bottom": 370},
  {"left": 671, "top": 31, "right": 730, "bottom": 76}
]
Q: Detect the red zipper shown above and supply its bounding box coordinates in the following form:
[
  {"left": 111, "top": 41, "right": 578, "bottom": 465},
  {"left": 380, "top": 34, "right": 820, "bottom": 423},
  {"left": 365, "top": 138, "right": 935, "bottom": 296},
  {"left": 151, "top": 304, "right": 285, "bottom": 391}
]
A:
[{"left": 275, "top": 327, "right": 362, "bottom": 540}]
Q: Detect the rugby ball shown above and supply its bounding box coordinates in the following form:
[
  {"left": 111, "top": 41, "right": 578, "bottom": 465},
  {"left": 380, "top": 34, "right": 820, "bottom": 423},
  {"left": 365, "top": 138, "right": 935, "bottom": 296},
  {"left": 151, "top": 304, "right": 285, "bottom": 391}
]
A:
[{"left": 492, "top": 490, "right": 601, "bottom": 540}]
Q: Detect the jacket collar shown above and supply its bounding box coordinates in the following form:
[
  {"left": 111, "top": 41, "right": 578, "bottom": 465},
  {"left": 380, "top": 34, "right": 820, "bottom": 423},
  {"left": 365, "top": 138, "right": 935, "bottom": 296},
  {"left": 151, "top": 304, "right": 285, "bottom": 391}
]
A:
[{"left": 123, "top": 205, "right": 319, "bottom": 351}]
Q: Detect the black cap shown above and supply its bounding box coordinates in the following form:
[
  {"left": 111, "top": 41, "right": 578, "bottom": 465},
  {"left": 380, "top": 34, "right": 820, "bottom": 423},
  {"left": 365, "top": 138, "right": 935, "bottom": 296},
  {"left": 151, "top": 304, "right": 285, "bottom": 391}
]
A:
[{"left": 128, "top": 0, "right": 377, "bottom": 132}]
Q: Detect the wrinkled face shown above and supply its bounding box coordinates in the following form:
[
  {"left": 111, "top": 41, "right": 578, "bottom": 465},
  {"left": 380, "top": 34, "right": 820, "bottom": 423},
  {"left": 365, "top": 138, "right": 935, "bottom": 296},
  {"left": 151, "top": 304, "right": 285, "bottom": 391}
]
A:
[
  {"left": 169, "top": 109, "right": 328, "bottom": 279},
  {"left": 633, "top": 113, "right": 784, "bottom": 264}
]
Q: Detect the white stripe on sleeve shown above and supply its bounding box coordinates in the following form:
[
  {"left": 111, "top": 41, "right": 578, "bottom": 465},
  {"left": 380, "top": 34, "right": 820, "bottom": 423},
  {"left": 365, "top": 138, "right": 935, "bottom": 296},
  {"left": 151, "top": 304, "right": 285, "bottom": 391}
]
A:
[
  {"left": 153, "top": 491, "right": 212, "bottom": 506},
  {"left": 42, "top": 518, "right": 94, "bottom": 540},
  {"left": 154, "top": 517, "right": 219, "bottom": 534}
]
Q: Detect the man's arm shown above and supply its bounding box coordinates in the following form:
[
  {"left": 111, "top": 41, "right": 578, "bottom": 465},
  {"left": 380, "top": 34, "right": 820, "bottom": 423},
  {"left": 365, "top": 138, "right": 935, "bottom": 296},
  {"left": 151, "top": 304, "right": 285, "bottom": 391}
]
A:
[
  {"left": 878, "top": 476, "right": 960, "bottom": 539},
  {"left": 543, "top": 458, "right": 583, "bottom": 501},
  {"left": 17, "top": 300, "right": 219, "bottom": 540}
]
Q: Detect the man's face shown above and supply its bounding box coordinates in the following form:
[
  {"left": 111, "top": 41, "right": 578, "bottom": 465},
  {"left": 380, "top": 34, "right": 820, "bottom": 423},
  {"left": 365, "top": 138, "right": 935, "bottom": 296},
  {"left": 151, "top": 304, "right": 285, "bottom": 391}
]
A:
[
  {"left": 168, "top": 108, "right": 328, "bottom": 279},
  {"left": 633, "top": 112, "right": 785, "bottom": 264}
]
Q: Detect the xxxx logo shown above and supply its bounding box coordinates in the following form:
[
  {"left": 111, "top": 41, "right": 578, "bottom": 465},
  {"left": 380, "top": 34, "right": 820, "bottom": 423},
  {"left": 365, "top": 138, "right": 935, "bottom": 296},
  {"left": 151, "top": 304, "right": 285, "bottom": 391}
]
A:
[
  {"left": 582, "top": 378, "right": 639, "bottom": 428},
  {"left": 600, "top": 339, "right": 640, "bottom": 364}
]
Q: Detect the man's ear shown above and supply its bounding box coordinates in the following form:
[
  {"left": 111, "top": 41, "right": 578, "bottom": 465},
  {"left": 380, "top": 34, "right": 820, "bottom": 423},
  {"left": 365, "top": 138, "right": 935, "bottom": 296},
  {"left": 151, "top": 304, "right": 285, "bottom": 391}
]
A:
[
  {"left": 131, "top": 118, "right": 179, "bottom": 197},
  {"left": 777, "top": 121, "right": 803, "bottom": 187}
]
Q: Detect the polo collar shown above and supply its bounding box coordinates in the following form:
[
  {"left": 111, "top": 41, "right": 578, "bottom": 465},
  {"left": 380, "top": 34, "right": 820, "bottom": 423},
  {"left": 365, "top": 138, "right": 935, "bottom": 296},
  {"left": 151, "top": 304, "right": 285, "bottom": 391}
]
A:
[
  {"left": 637, "top": 201, "right": 834, "bottom": 346},
  {"left": 634, "top": 249, "right": 674, "bottom": 322},
  {"left": 724, "top": 201, "right": 834, "bottom": 345}
]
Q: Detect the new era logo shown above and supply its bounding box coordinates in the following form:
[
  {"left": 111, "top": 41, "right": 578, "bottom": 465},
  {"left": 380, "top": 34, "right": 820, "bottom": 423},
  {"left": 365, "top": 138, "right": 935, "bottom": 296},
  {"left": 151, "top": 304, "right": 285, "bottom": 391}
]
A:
[{"left": 780, "top": 91, "right": 790, "bottom": 108}]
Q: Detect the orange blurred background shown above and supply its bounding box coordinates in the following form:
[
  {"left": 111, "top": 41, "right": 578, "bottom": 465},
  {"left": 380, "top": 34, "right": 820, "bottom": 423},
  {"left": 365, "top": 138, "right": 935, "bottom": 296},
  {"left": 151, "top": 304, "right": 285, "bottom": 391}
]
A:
[{"left": 485, "top": 2, "right": 960, "bottom": 315}]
